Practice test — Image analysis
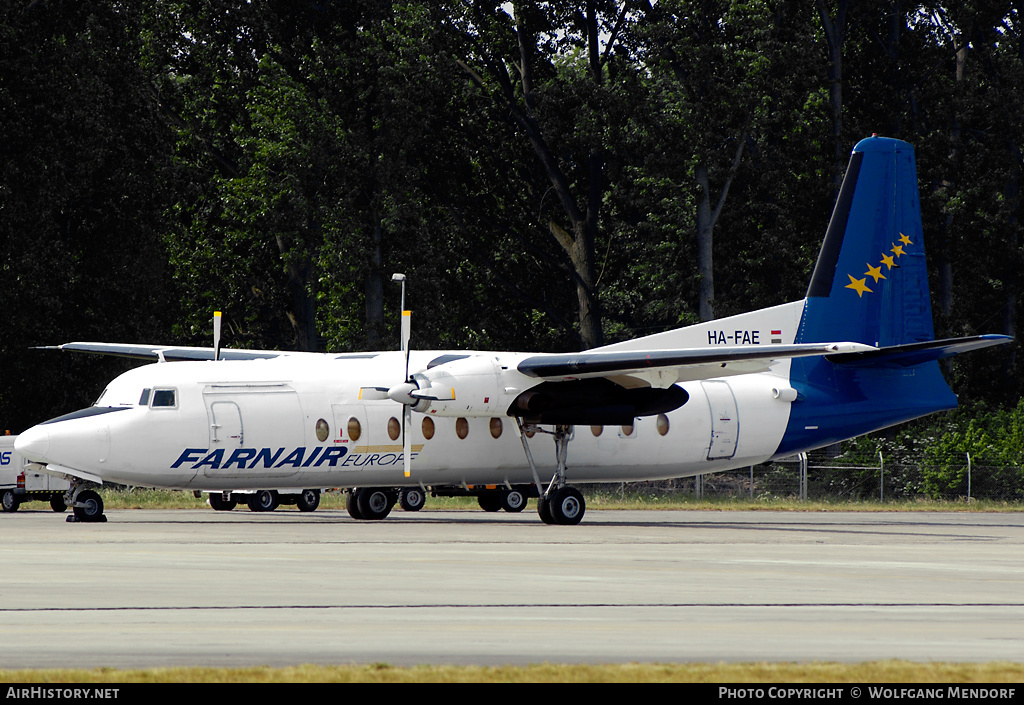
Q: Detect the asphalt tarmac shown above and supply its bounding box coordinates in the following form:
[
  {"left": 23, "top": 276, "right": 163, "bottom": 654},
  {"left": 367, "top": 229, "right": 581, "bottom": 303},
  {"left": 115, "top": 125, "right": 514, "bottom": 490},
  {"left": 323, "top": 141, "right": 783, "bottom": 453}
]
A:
[{"left": 1, "top": 506, "right": 1022, "bottom": 669}]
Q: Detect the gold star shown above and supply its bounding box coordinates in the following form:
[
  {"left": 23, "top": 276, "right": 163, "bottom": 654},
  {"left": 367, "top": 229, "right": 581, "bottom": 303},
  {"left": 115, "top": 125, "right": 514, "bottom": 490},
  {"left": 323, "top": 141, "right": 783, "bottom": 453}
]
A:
[
  {"left": 845, "top": 274, "right": 872, "bottom": 297},
  {"left": 891, "top": 243, "right": 905, "bottom": 257},
  {"left": 881, "top": 253, "right": 896, "bottom": 270},
  {"left": 865, "top": 263, "right": 886, "bottom": 283},
  {"left": 899, "top": 233, "right": 913, "bottom": 246}
]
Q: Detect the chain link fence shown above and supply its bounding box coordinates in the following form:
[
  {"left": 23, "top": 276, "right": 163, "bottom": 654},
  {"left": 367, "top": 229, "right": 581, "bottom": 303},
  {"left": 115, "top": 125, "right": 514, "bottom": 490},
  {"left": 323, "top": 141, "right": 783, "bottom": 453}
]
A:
[{"left": 580, "top": 449, "right": 1024, "bottom": 502}]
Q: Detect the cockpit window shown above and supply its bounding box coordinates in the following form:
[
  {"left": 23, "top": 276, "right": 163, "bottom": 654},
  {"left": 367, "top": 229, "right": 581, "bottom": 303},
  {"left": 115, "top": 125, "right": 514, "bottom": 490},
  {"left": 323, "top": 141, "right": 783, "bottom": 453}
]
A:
[
  {"left": 151, "top": 389, "right": 177, "bottom": 408},
  {"left": 139, "top": 389, "right": 151, "bottom": 406}
]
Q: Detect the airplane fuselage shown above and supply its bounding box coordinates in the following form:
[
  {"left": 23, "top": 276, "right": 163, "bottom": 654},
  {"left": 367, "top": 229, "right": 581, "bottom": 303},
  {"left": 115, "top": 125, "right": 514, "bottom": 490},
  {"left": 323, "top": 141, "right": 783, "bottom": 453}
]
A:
[{"left": 20, "top": 348, "right": 795, "bottom": 491}]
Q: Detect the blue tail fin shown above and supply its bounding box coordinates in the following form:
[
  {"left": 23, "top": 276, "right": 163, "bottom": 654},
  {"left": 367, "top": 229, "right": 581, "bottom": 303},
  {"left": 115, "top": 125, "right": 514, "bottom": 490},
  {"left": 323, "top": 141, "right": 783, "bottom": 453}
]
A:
[
  {"left": 798, "top": 136, "right": 933, "bottom": 346},
  {"left": 777, "top": 137, "right": 964, "bottom": 456}
]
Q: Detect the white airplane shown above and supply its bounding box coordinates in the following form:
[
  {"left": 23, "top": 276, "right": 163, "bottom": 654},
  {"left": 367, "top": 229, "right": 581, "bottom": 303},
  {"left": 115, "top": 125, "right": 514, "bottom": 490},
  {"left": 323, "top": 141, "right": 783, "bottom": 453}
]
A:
[{"left": 15, "top": 136, "right": 1012, "bottom": 524}]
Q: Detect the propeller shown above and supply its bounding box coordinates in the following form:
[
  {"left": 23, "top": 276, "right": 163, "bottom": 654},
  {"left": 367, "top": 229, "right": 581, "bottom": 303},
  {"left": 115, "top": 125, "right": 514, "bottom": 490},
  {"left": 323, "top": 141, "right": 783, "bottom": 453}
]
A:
[{"left": 356, "top": 274, "right": 419, "bottom": 478}]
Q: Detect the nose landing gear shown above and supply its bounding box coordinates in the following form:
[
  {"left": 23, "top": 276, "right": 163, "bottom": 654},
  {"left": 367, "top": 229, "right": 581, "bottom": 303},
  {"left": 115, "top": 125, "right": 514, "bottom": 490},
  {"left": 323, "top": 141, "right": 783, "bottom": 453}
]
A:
[{"left": 65, "top": 485, "right": 106, "bottom": 523}]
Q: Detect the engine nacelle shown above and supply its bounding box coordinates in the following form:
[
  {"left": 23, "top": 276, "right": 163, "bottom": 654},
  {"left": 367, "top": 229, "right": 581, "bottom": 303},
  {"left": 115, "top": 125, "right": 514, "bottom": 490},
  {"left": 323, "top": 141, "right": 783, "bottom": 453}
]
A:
[{"left": 409, "top": 354, "right": 529, "bottom": 418}]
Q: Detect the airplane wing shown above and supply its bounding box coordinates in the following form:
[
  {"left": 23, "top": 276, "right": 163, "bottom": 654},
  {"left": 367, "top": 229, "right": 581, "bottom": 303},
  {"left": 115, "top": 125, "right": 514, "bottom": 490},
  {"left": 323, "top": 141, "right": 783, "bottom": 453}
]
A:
[
  {"left": 37, "top": 342, "right": 291, "bottom": 362},
  {"left": 516, "top": 341, "right": 875, "bottom": 388}
]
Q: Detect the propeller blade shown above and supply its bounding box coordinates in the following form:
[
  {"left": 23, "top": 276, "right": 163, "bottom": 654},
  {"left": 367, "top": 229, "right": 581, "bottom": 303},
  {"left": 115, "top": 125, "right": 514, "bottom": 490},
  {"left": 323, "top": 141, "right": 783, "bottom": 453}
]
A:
[
  {"left": 410, "top": 385, "right": 455, "bottom": 401},
  {"left": 401, "top": 309, "right": 411, "bottom": 380},
  {"left": 358, "top": 387, "right": 390, "bottom": 401},
  {"left": 403, "top": 405, "right": 412, "bottom": 478},
  {"left": 400, "top": 309, "right": 411, "bottom": 354},
  {"left": 391, "top": 273, "right": 413, "bottom": 478},
  {"left": 213, "top": 311, "right": 222, "bottom": 361}
]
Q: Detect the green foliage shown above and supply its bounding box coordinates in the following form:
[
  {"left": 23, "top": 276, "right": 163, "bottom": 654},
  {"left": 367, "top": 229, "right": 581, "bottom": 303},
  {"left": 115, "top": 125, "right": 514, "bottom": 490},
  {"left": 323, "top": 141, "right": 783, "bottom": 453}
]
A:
[
  {"left": 918, "top": 402, "right": 1024, "bottom": 499},
  {"left": 838, "top": 402, "right": 1024, "bottom": 500},
  {"left": 2, "top": 0, "right": 1022, "bottom": 439},
  {"left": 0, "top": 0, "right": 179, "bottom": 427}
]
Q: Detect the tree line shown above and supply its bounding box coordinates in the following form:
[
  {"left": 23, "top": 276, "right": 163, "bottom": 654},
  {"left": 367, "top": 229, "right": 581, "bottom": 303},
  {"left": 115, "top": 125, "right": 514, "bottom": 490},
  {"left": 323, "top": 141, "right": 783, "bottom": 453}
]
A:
[{"left": 1, "top": 0, "right": 1021, "bottom": 433}]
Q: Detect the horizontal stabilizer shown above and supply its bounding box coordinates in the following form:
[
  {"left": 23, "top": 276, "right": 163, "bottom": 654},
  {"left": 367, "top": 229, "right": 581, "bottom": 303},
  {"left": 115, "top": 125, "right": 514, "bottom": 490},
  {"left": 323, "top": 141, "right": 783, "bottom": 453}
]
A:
[{"left": 826, "top": 334, "right": 1013, "bottom": 367}]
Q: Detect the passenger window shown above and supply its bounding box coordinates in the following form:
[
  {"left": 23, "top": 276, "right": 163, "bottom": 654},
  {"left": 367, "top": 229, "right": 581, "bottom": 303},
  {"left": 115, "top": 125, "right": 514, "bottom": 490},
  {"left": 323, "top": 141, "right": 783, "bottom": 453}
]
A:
[
  {"left": 151, "top": 389, "right": 177, "bottom": 408},
  {"left": 316, "top": 419, "right": 330, "bottom": 442},
  {"left": 348, "top": 418, "right": 362, "bottom": 441}
]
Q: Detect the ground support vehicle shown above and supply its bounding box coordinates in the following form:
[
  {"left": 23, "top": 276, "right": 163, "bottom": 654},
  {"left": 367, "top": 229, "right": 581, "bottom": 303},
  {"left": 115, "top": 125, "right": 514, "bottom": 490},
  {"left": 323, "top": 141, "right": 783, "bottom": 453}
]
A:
[{"left": 0, "top": 435, "right": 70, "bottom": 513}]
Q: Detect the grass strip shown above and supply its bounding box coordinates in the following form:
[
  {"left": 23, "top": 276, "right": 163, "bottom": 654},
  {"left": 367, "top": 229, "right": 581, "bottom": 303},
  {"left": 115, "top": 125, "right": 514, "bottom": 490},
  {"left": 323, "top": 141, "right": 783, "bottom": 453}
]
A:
[
  {"left": 1, "top": 661, "right": 1023, "bottom": 683},
  {"left": 94, "top": 487, "right": 1024, "bottom": 512}
]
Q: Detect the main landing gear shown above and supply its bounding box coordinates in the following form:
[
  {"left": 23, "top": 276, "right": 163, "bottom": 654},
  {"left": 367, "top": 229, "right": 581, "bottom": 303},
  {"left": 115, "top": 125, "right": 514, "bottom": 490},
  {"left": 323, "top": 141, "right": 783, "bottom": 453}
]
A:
[
  {"left": 343, "top": 421, "right": 588, "bottom": 525},
  {"left": 516, "top": 420, "right": 586, "bottom": 525},
  {"left": 346, "top": 487, "right": 398, "bottom": 520}
]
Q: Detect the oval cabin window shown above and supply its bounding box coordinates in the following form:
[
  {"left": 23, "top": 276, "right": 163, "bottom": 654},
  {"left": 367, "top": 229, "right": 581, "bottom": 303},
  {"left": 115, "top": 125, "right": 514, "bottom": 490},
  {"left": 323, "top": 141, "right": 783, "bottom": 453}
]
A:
[
  {"left": 456, "top": 417, "right": 469, "bottom": 439},
  {"left": 347, "top": 417, "right": 362, "bottom": 442},
  {"left": 591, "top": 425, "right": 603, "bottom": 437},
  {"left": 387, "top": 417, "right": 401, "bottom": 441},
  {"left": 315, "top": 419, "right": 330, "bottom": 442},
  {"left": 421, "top": 417, "right": 435, "bottom": 440},
  {"left": 656, "top": 413, "right": 670, "bottom": 436},
  {"left": 489, "top": 418, "right": 502, "bottom": 439}
]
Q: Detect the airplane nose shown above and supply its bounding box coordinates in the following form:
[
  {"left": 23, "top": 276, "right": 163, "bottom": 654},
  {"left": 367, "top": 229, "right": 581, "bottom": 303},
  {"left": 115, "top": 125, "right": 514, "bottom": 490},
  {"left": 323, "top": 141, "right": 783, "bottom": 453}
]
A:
[{"left": 14, "top": 426, "right": 50, "bottom": 463}]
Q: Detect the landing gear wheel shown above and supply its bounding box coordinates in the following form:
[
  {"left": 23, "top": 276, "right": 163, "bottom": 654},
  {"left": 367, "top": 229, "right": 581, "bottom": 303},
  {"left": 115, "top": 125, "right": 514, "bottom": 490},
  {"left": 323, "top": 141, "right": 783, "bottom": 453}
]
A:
[
  {"left": 537, "top": 495, "right": 554, "bottom": 525},
  {"left": 208, "top": 493, "right": 237, "bottom": 511},
  {"left": 72, "top": 490, "right": 105, "bottom": 523},
  {"left": 500, "top": 488, "right": 528, "bottom": 513},
  {"left": 346, "top": 491, "right": 364, "bottom": 520},
  {"left": 477, "top": 492, "right": 502, "bottom": 512},
  {"left": 1, "top": 490, "right": 19, "bottom": 513},
  {"left": 548, "top": 486, "right": 585, "bottom": 525},
  {"left": 50, "top": 496, "right": 67, "bottom": 513},
  {"left": 355, "top": 488, "right": 395, "bottom": 520},
  {"left": 247, "top": 490, "right": 278, "bottom": 512},
  {"left": 399, "top": 487, "right": 425, "bottom": 512},
  {"left": 296, "top": 489, "right": 320, "bottom": 512}
]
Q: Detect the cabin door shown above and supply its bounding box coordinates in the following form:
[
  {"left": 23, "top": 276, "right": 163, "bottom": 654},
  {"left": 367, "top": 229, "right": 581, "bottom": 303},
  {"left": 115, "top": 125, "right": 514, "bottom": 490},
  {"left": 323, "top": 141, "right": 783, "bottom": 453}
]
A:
[{"left": 702, "top": 380, "right": 739, "bottom": 460}]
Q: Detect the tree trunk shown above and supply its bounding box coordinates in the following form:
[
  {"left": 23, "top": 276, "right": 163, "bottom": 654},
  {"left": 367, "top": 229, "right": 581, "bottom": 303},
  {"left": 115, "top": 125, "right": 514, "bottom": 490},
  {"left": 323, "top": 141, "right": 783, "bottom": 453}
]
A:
[
  {"left": 695, "top": 162, "right": 715, "bottom": 322},
  {"left": 365, "top": 218, "right": 385, "bottom": 350},
  {"left": 816, "top": 0, "right": 849, "bottom": 192},
  {"left": 276, "top": 233, "right": 318, "bottom": 352},
  {"left": 694, "top": 135, "right": 746, "bottom": 322}
]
